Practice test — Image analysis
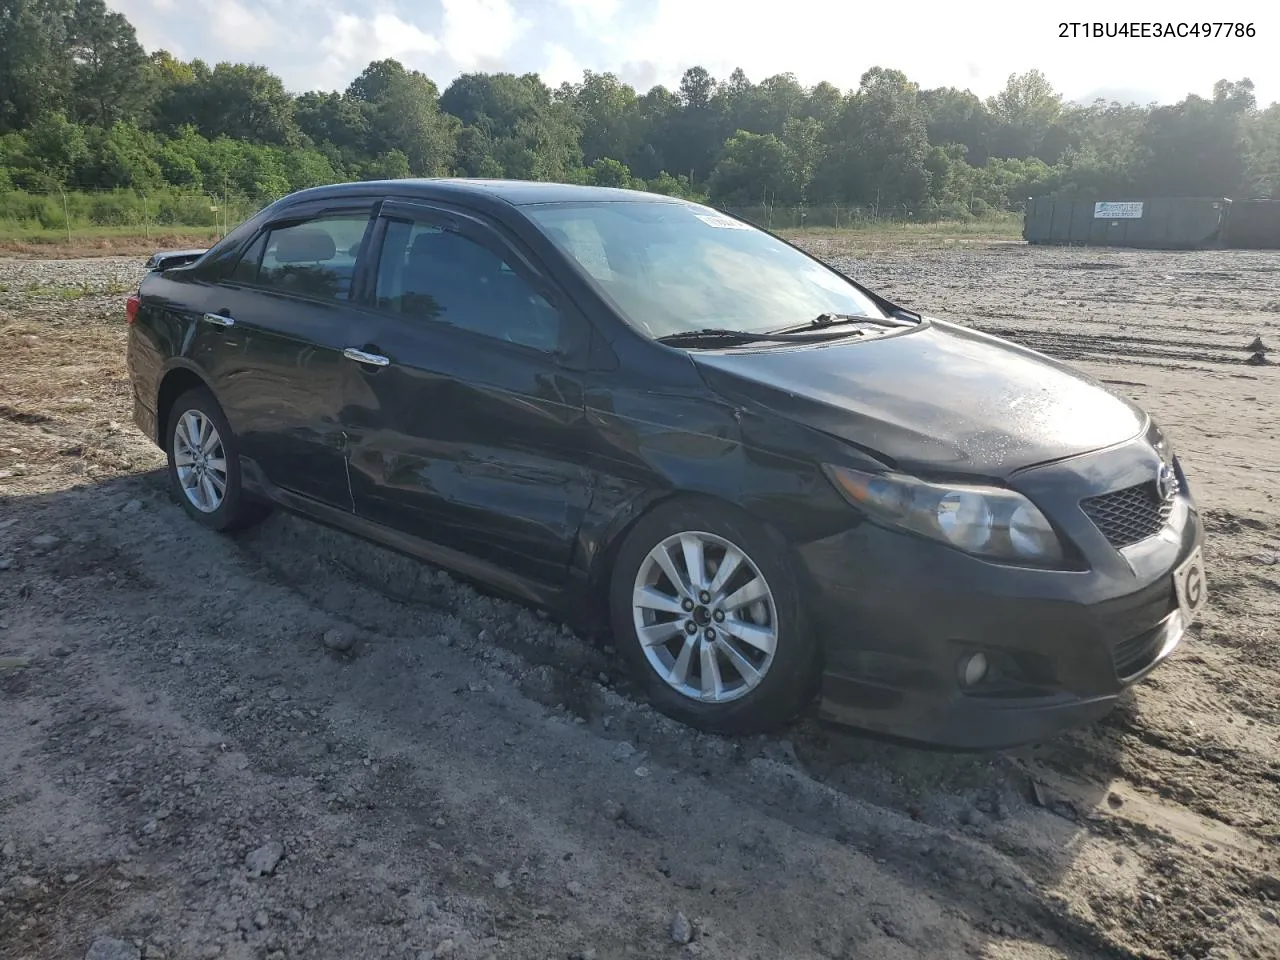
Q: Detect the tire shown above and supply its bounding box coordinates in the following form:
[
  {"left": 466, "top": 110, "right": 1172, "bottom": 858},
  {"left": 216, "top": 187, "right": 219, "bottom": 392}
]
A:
[
  {"left": 164, "top": 386, "right": 269, "bottom": 532},
  {"left": 609, "top": 498, "right": 820, "bottom": 735}
]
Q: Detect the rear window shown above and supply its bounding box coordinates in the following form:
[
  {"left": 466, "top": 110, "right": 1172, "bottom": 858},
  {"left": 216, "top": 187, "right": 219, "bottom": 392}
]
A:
[{"left": 232, "top": 214, "right": 371, "bottom": 302}]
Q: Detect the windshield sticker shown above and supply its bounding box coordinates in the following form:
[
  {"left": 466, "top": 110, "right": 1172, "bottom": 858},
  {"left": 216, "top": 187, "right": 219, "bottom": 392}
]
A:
[{"left": 695, "top": 213, "right": 751, "bottom": 230}]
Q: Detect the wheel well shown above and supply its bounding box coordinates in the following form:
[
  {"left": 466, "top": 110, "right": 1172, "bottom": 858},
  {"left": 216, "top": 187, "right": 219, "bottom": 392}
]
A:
[
  {"left": 589, "top": 490, "right": 777, "bottom": 597},
  {"left": 155, "top": 368, "right": 209, "bottom": 444}
]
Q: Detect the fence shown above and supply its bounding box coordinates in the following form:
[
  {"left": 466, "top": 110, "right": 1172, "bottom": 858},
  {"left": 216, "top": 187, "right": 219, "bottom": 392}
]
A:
[{"left": 0, "top": 187, "right": 279, "bottom": 239}]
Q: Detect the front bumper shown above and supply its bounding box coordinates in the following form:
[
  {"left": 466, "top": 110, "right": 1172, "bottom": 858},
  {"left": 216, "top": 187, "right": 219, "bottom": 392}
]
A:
[{"left": 801, "top": 437, "right": 1205, "bottom": 750}]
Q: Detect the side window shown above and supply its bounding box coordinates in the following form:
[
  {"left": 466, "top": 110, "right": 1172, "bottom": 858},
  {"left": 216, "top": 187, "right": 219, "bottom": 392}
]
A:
[
  {"left": 375, "top": 219, "right": 561, "bottom": 352},
  {"left": 229, "top": 233, "right": 266, "bottom": 284},
  {"left": 247, "top": 214, "right": 371, "bottom": 302}
]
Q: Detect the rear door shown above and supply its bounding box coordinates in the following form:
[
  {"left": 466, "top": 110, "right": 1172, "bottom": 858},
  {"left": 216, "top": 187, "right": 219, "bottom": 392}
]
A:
[
  {"left": 202, "top": 202, "right": 377, "bottom": 509},
  {"left": 339, "top": 200, "right": 593, "bottom": 587}
]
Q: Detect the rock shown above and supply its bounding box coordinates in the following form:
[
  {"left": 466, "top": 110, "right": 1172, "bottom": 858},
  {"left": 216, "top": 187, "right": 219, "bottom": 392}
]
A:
[
  {"left": 121, "top": 500, "right": 143, "bottom": 515},
  {"left": 14, "top": 875, "right": 42, "bottom": 899},
  {"left": 30, "top": 533, "right": 60, "bottom": 551},
  {"left": 565, "top": 880, "right": 584, "bottom": 898},
  {"left": 245, "top": 841, "right": 284, "bottom": 877},
  {"left": 86, "top": 938, "right": 141, "bottom": 960},
  {"left": 144, "top": 946, "right": 166, "bottom": 959},
  {"left": 1244, "top": 335, "right": 1269, "bottom": 353},
  {"left": 611, "top": 741, "right": 636, "bottom": 762},
  {"left": 1107, "top": 791, "right": 1124, "bottom": 808},
  {"left": 432, "top": 940, "right": 456, "bottom": 958},
  {"left": 1, "top": 840, "right": 16, "bottom": 858},
  {"left": 52, "top": 644, "right": 72, "bottom": 657},
  {"left": 493, "top": 870, "right": 511, "bottom": 889},
  {"left": 670, "top": 911, "right": 694, "bottom": 945},
  {"left": 602, "top": 799, "right": 626, "bottom": 821},
  {"left": 322, "top": 628, "right": 355, "bottom": 653},
  {"left": 254, "top": 912, "right": 269, "bottom": 929}
]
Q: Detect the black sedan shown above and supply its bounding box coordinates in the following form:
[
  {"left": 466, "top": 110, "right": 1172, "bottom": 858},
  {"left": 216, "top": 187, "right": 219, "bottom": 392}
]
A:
[{"left": 124, "top": 179, "right": 1207, "bottom": 749}]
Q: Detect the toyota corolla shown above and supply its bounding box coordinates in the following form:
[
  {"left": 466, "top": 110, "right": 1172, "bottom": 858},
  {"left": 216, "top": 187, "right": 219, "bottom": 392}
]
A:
[{"left": 124, "top": 179, "right": 1207, "bottom": 749}]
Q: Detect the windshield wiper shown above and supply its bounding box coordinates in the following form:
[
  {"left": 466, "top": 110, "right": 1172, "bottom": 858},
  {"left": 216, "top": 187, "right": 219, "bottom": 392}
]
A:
[
  {"left": 655, "top": 327, "right": 835, "bottom": 347},
  {"left": 767, "top": 313, "right": 873, "bottom": 335},
  {"left": 769, "top": 312, "right": 918, "bottom": 335}
]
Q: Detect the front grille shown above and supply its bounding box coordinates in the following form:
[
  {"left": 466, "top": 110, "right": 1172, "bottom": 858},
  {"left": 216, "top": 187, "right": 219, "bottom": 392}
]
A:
[{"left": 1081, "top": 477, "right": 1177, "bottom": 548}]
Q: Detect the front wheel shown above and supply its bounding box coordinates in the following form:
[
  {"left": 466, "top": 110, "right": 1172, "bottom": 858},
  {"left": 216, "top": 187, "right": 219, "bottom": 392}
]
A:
[
  {"left": 609, "top": 499, "right": 819, "bottom": 735},
  {"left": 165, "top": 386, "right": 269, "bottom": 532}
]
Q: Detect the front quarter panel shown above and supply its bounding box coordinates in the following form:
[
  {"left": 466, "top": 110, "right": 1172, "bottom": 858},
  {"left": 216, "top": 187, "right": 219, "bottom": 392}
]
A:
[{"left": 574, "top": 337, "right": 884, "bottom": 603}]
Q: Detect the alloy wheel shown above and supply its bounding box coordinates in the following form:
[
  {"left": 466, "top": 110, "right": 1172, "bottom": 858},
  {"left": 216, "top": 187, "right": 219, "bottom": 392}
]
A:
[
  {"left": 631, "top": 530, "right": 778, "bottom": 703},
  {"left": 172, "top": 409, "right": 228, "bottom": 513}
]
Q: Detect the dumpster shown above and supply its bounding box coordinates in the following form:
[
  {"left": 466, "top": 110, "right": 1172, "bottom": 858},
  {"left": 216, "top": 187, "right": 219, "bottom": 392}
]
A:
[
  {"left": 1023, "top": 197, "right": 1230, "bottom": 249},
  {"left": 1223, "top": 199, "right": 1280, "bottom": 249}
]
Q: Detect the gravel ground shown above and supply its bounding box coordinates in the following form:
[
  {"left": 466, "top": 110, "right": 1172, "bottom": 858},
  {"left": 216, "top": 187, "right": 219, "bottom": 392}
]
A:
[{"left": 1, "top": 241, "right": 1278, "bottom": 960}]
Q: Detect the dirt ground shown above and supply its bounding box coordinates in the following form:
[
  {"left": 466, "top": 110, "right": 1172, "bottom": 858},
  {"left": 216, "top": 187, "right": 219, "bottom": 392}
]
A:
[{"left": 1, "top": 241, "right": 1278, "bottom": 960}]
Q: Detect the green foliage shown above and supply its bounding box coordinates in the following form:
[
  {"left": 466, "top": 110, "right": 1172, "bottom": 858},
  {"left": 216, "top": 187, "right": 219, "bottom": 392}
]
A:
[{"left": 1, "top": 3, "right": 1275, "bottom": 234}]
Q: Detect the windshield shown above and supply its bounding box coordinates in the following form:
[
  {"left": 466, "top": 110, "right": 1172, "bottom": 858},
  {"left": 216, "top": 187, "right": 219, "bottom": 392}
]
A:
[{"left": 523, "top": 199, "right": 886, "bottom": 338}]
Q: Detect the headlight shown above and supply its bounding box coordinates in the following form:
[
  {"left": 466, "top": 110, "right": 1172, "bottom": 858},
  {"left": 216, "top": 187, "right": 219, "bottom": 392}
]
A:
[{"left": 823, "top": 465, "right": 1064, "bottom": 564}]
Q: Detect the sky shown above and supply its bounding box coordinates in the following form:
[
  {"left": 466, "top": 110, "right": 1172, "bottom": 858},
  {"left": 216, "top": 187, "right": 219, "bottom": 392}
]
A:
[{"left": 107, "top": 0, "right": 1279, "bottom": 107}]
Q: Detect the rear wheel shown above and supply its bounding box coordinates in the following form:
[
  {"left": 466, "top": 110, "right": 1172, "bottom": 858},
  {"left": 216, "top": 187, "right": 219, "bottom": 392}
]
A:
[
  {"left": 165, "top": 387, "right": 269, "bottom": 531},
  {"left": 609, "top": 499, "right": 819, "bottom": 734}
]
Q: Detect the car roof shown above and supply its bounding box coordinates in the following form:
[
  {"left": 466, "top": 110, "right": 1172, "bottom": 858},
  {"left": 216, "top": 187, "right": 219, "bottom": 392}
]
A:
[{"left": 283, "top": 178, "right": 689, "bottom": 208}]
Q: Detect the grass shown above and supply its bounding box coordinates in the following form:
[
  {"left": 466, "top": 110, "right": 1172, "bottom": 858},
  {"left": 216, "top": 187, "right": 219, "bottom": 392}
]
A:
[
  {"left": 777, "top": 215, "right": 1023, "bottom": 258},
  {"left": 11, "top": 280, "right": 134, "bottom": 299},
  {"left": 0, "top": 224, "right": 222, "bottom": 259},
  {"left": 0, "top": 214, "right": 1026, "bottom": 260}
]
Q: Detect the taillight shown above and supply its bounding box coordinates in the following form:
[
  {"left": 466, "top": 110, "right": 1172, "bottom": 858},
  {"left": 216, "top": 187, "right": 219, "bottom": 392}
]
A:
[{"left": 126, "top": 293, "right": 140, "bottom": 324}]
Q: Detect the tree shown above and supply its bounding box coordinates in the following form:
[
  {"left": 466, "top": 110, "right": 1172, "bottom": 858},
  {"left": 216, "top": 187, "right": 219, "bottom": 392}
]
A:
[
  {"left": 155, "top": 61, "right": 299, "bottom": 146},
  {"left": 1245, "top": 102, "right": 1280, "bottom": 197},
  {"left": 0, "top": 0, "right": 74, "bottom": 132},
  {"left": 1137, "top": 81, "right": 1254, "bottom": 197},
  {"left": 66, "top": 0, "right": 150, "bottom": 127},
  {"left": 709, "top": 129, "right": 795, "bottom": 204},
  {"left": 561, "top": 70, "right": 640, "bottom": 167},
  {"left": 986, "top": 70, "right": 1062, "bottom": 160},
  {"left": 920, "top": 87, "right": 992, "bottom": 164},
  {"left": 815, "top": 67, "right": 931, "bottom": 211},
  {"left": 585, "top": 157, "right": 633, "bottom": 188},
  {"left": 440, "top": 72, "right": 580, "bottom": 180},
  {"left": 359, "top": 62, "right": 456, "bottom": 177},
  {"left": 20, "top": 110, "right": 89, "bottom": 185}
]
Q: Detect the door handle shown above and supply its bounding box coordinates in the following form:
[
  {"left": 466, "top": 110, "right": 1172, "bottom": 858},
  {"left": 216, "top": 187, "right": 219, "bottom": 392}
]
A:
[
  {"left": 343, "top": 347, "right": 390, "bottom": 367},
  {"left": 202, "top": 312, "right": 236, "bottom": 327}
]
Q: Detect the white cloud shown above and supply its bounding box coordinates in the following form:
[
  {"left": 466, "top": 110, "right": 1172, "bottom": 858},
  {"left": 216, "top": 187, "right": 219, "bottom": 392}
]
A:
[
  {"left": 318, "top": 10, "right": 442, "bottom": 84},
  {"left": 554, "top": 0, "right": 619, "bottom": 30},
  {"left": 207, "top": 0, "right": 280, "bottom": 53},
  {"left": 441, "top": 0, "right": 530, "bottom": 69},
  {"left": 540, "top": 42, "right": 584, "bottom": 87}
]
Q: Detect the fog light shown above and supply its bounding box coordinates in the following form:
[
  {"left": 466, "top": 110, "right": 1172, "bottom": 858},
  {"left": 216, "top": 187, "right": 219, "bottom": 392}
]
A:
[{"left": 959, "top": 652, "right": 989, "bottom": 687}]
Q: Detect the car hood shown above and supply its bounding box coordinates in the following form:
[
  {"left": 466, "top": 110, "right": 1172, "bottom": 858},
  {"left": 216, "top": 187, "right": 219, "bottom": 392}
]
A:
[{"left": 691, "top": 319, "right": 1148, "bottom": 478}]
